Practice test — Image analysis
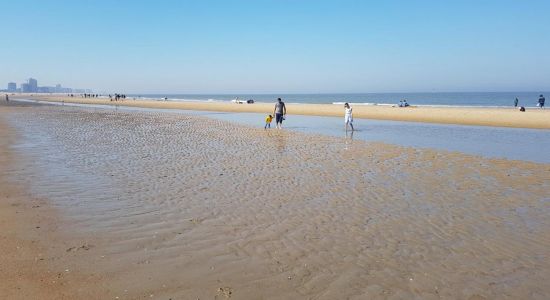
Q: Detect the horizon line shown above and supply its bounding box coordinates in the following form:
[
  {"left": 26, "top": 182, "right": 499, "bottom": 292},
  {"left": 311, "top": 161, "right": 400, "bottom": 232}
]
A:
[{"left": 119, "top": 90, "right": 550, "bottom": 95}]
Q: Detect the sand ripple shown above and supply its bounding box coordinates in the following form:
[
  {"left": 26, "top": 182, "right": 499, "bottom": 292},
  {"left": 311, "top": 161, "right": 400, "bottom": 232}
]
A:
[{"left": 5, "top": 104, "right": 550, "bottom": 299}]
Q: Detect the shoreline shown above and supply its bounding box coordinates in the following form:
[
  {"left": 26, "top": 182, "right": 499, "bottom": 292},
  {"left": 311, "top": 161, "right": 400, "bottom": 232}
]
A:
[
  {"left": 10, "top": 94, "right": 550, "bottom": 129},
  {"left": 0, "top": 108, "right": 95, "bottom": 299}
]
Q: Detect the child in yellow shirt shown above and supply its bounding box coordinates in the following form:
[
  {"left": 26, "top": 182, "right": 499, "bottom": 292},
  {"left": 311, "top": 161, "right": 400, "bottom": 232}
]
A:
[{"left": 265, "top": 114, "right": 273, "bottom": 129}]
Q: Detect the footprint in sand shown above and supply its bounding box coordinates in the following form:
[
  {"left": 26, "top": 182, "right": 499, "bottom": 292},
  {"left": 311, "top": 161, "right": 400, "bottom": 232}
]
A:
[
  {"left": 66, "top": 244, "right": 94, "bottom": 252},
  {"left": 216, "top": 287, "right": 233, "bottom": 298}
]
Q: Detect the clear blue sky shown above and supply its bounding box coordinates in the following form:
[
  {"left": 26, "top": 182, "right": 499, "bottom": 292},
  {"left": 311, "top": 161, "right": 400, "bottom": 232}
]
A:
[{"left": 1, "top": 0, "right": 549, "bottom": 93}]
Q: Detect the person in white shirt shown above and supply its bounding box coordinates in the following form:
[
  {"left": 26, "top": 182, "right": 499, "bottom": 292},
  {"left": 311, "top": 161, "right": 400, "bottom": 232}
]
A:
[{"left": 344, "top": 102, "right": 354, "bottom": 132}]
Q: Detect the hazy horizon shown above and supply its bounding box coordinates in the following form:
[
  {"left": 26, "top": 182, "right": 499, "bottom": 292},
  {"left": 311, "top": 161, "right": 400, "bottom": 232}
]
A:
[
  {"left": 2, "top": 0, "right": 549, "bottom": 94},
  {"left": 79, "top": 89, "right": 550, "bottom": 95},
  {"left": 5, "top": 88, "right": 550, "bottom": 95}
]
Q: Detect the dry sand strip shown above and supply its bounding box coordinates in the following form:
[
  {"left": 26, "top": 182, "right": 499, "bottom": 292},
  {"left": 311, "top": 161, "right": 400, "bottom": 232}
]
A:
[{"left": 12, "top": 94, "right": 550, "bottom": 129}]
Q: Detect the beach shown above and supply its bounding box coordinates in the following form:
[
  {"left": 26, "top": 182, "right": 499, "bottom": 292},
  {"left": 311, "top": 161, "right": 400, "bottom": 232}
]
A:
[
  {"left": 11, "top": 94, "right": 550, "bottom": 129},
  {"left": 1, "top": 100, "right": 549, "bottom": 299}
]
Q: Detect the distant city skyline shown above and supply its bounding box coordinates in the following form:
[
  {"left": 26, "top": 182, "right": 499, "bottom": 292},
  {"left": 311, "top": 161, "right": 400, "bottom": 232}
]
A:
[
  {"left": 1, "top": 1, "right": 549, "bottom": 94},
  {"left": 3, "top": 78, "right": 91, "bottom": 94}
]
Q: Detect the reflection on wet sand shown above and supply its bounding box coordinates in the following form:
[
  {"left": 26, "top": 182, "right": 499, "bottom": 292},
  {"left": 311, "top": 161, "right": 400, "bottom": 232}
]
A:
[
  {"left": 344, "top": 130, "right": 354, "bottom": 150},
  {"left": 268, "top": 130, "right": 287, "bottom": 154},
  {"left": 2, "top": 103, "right": 550, "bottom": 299}
]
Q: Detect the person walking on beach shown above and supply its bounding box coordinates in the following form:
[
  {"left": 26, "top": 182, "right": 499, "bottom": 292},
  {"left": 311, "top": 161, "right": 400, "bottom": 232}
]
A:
[
  {"left": 539, "top": 94, "right": 545, "bottom": 109},
  {"left": 273, "top": 98, "right": 286, "bottom": 129},
  {"left": 514, "top": 97, "right": 519, "bottom": 107},
  {"left": 265, "top": 114, "right": 273, "bottom": 129},
  {"left": 344, "top": 102, "right": 354, "bottom": 132},
  {"left": 5, "top": 94, "right": 9, "bottom": 102}
]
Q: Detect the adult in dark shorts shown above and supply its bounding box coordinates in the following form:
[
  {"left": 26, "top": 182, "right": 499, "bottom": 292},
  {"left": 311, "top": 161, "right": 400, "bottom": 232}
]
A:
[
  {"left": 539, "top": 94, "right": 545, "bottom": 109},
  {"left": 273, "top": 98, "right": 286, "bottom": 129}
]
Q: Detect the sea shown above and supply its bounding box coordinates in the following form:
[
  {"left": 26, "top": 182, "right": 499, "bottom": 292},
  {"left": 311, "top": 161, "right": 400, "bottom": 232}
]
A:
[{"left": 126, "top": 92, "right": 548, "bottom": 108}]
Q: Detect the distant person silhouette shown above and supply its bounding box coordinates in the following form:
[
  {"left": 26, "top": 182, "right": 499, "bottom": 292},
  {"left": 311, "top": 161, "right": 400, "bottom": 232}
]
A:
[
  {"left": 538, "top": 94, "right": 545, "bottom": 109},
  {"left": 514, "top": 97, "right": 519, "bottom": 107}
]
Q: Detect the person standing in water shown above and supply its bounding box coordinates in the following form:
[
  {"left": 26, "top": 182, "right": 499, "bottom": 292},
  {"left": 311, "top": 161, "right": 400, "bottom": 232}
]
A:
[
  {"left": 514, "top": 97, "right": 519, "bottom": 107},
  {"left": 264, "top": 114, "right": 273, "bottom": 129},
  {"left": 273, "top": 98, "right": 286, "bottom": 129},
  {"left": 5, "top": 94, "right": 9, "bottom": 102},
  {"left": 344, "top": 102, "right": 354, "bottom": 132}
]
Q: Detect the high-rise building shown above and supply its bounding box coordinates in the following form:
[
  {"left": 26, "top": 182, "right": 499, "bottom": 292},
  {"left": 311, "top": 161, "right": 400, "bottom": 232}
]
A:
[
  {"left": 38, "top": 86, "right": 56, "bottom": 93},
  {"left": 7, "top": 82, "right": 16, "bottom": 92},
  {"left": 21, "top": 83, "right": 31, "bottom": 92},
  {"left": 28, "top": 78, "right": 38, "bottom": 92}
]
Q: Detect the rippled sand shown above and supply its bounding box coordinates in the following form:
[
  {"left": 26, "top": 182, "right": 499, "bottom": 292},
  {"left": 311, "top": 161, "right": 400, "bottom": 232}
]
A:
[{"left": 2, "top": 103, "right": 550, "bottom": 299}]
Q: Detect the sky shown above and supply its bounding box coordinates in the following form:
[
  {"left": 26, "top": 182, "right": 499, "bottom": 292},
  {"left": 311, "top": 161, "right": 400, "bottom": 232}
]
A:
[{"left": 1, "top": 0, "right": 549, "bottom": 94}]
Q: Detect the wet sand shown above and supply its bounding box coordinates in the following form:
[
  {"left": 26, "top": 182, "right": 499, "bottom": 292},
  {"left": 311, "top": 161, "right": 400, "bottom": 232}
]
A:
[
  {"left": 1, "top": 101, "right": 550, "bottom": 299},
  {"left": 0, "top": 104, "right": 110, "bottom": 299},
  {"left": 12, "top": 94, "right": 550, "bottom": 129}
]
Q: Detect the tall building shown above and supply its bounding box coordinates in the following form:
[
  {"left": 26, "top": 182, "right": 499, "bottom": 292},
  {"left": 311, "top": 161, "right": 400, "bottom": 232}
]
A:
[
  {"left": 7, "top": 82, "right": 16, "bottom": 92},
  {"left": 28, "top": 78, "right": 38, "bottom": 92},
  {"left": 38, "top": 86, "right": 55, "bottom": 93},
  {"left": 6, "top": 78, "right": 84, "bottom": 93},
  {"left": 21, "top": 83, "right": 30, "bottom": 92}
]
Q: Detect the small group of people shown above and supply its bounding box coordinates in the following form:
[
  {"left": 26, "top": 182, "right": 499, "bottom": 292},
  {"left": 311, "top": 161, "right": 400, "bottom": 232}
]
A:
[
  {"left": 514, "top": 94, "right": 545, "bottom": 111},
  {"left": 398, "top": 99, "right": 410, "bottom": 107},
  {"left": 264, "top": 98, "right": 354, "bottom": 131},
  {"left": 82, "top": 93, "right": 99, "bottom": 98},
  {"left": 265, "top": 98, "right": 287, "bottom": 129},
  {"left": 109, "top": 93, "right": 126, "bottom": 101}
]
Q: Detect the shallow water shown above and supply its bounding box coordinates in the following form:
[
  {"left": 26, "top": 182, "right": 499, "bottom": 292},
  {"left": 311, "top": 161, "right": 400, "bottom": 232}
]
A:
[
  {"left": 16, "top": 99, "right": 550, "bottom": 163},
  {"left": 3, "top": 103, "right": 550, "bottom": 299},
  {"left": 189, "top": 110, "right": 550, "bottom": 164}
]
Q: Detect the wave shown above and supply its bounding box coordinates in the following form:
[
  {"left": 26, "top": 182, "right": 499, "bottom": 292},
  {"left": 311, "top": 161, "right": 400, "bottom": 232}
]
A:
[{"left": 133, "top": 96, "right": 227, "bottom": 103}]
